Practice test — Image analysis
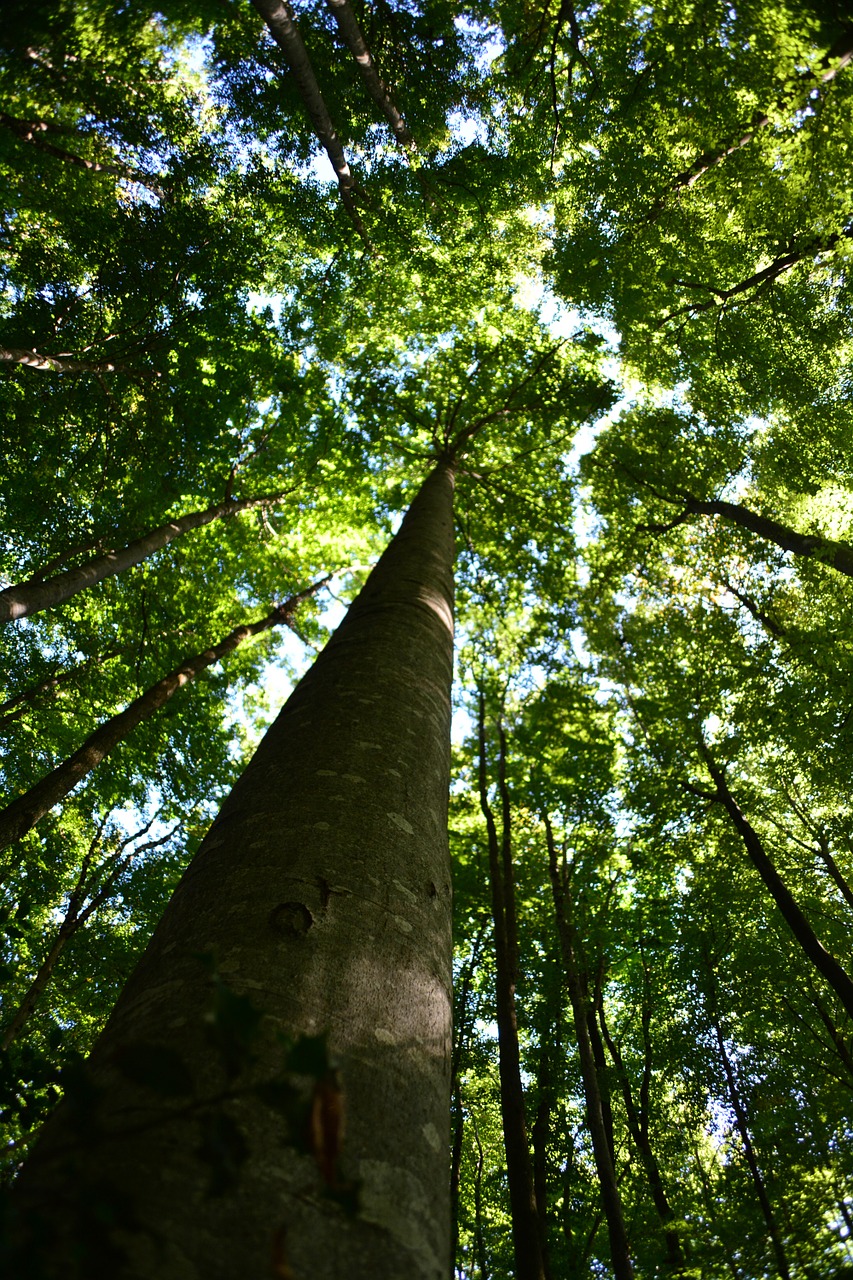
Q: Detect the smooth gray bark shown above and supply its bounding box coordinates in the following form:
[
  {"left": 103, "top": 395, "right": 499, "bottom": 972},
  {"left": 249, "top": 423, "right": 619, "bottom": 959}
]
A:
[
  {"left": 0, "top": 492, "right": 287, "bottom": 623},
  {"left": 0, "top": 345, "right": 121, "bottom": 374},
  {"left": 11, "top": 459, "right": 456, "bottom": 1280},
  {"left": 250, "top": 0, "right": 372, "bottom": 244},
  {"left": 323, "top": 0, "right": 415, "bottom": 151}
]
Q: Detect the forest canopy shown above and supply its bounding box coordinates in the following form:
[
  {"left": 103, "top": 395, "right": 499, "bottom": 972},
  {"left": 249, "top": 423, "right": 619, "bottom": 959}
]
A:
[{"left": 1, "top": 0, "right": 853, "bottom": 1276}]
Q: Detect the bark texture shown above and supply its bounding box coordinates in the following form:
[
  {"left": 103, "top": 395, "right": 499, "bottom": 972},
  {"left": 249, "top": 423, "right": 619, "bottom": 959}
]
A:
[
  {"left": 11, "top": 461, "right": 456, "bottom": 1280},
  {"left": 0, "top": 491, "right": 286, "bottom": 623},
  {"left": 251, "top": 0, "right": 371, "bottom": 243},
  {"left": 0, "top": 589, "right": 317, "bottom": 855}
]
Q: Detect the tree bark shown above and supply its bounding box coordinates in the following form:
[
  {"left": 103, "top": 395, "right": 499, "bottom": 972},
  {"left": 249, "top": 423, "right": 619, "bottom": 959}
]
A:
[
  {"left": 0, "top": 584, "right": 323, "bottom": 856},
  {"left": 0, "top": 491, "right": 289, "bottom": 623},
  {"left": 684, "top": 496, "right": 853, "bottom": 579},
  {"left": 0, "top": 111, "right": 166, "bottom": 196},
  {"left": 543, "top": 814, "right": 634, "bottom": 1280},
  {"left": 323, "top": 0, "right": 415, "bottom": 152},
  {"left": 700, "top": 744, "right": 853, "bottom": 1020},
  {"left": 477, "top": 697, "right": 547, "bottom": 1280},
  {"left": 596, "top": 986, "right": 687, "bottom": 1272},
  {"left": 250, "top": 0, "right": 372, "bottom": 245},
  {"left": 0, "top": 345, "right": 122, "bottom": 374},
  {"left": 10, "top": 459, "right": 456, "bottom": 1280},
  {"left": 706, "top": 991, "right": 791, "bottom": 1280}
]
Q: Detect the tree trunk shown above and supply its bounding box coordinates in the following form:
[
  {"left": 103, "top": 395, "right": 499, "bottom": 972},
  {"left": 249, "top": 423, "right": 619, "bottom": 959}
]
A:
[
  {"left": 700, "top": 744, "right": 853, "bottom": 1019},
  {"left": 0, "top": 586, "right": 321, "bottom": 855},
  {"left": 685, "top": 496, "right": 853, "bottom": 579},
  {"left": 543, "top": 815, "right": 634, "bottom": 1280},
  {"left": 477, "top": 697, "right": 547, "bottom": 1280},
  {"left": 10, "top": 459, "right": 456, "bottom": 1280},
  {"left": 451, "top": 920, "right": 488, "bottom": 1275},
  {"left": 596, "top": 991, "right": 687, "bottom": 1272},
  {"left": 0, "top": 345, "right": 122, "bottom": 374},
  {"left": 323, "top": 0, "right": 415, "bottom": 151},
  {"left": 707, "top": 997, "right": 791, "bottom": 1280},
  {"left": 0, "top": 491, "right": 287, "bottom": 623},
  {"left": 250, "top": 0, "right": 372, "bottom": 245}
]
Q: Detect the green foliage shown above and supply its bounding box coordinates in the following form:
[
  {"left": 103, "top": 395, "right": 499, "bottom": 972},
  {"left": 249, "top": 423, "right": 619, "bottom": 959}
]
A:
[{"left": 2, "top": 0, "right": 853, "bottom": 1274}]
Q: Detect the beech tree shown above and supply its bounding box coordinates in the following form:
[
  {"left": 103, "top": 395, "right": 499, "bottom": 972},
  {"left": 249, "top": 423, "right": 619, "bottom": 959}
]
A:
[{"left": 2, "top": 0, "right": 853, "bottom": 1277}]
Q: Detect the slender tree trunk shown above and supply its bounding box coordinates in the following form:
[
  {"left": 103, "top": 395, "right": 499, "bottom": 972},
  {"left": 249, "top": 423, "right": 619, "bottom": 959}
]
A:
[
  {"left": 250, "top": 0, "right": 372, "bottom": 245},
  {"left": 0, "top": 345, "right": 122, "bottom": 374},
  {"left": 531, "top": 964, "right": 559, "bottom": 1280},
  {"left": 1, "top": 928, "right": 71, "bottom": 1051},
  {"left": 472, "top": 1117, "right": 491, "bottom": 1280},
  {"left": 543, "top": 814, "right": 634, "bottom": 1280},
  {"left": 10, "top": 459, "right": 456, "bottom": 1280},
  {"left": 685, "top": 497, "right": 853, "bottom": 579},
  {"left": 585, "top": 997, "right": 616, "bottom": 1165},
  {"left": 477, "top": 697, "right": 547, "bottom": 1280},
  {"left": 451, "top": 921, "right": 488, "bottom": 1275},
  {"left": 2, "top": 822, "right": 174, "bottom": 1048},
  {"left": 0, "top": 584, "right": 323, "bottom": 855},
  {"left": 707, "top": 999, "right": 791, "bottom": 1280},
  {"left": 0, "top": 491, "right": 288, "bottom": 623},
  {"left": 0, "top": 111, "right": 166, "bottom": 195},
  {"left": 323, "top": 0, "right": 415, "bottom": 151},
  {"left": 700, "top": 743, "right": 853, "bottom": 1019},
  {"left": 815, "top": 832, "right": 853, "bottom": 913},
  {"left": 596, "top": 993, "right": 687, "bottom": 1272}
]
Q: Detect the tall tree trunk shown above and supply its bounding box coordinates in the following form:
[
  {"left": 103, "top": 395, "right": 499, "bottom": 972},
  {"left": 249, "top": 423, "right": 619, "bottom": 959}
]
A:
[
  {"left": 531, "top": 960, "right": 561, "bottom": 1280},
  {"left": 596, "top": 985, "right": 687, "bottom": 1272},
  {"left": 543, "top": 814, "right": 634, "bottom": 1280},
  {"left": 323, "top": 0, "right": 415, "bottom": 152},
  {"left": 250, "top": 0, "right": 372, "bottom": 245},
  {"left": 0, "top": 490, "right": 288, "bottom": 623},
  {"left": 10, "top": 459, "right": 456, "bottom": 1280},
  {"left": 477, "top": 696, "right": 547, "bottom": 1280},
  {"left": 684, "top": 496, "right": 853, "bottom": 579},
  {"left": 700, "top": 742, "right": 853, "bottom": 1019},
  {"left": 705, "top": 979, "right": 791, "bottom": 1280},
  {"left": 0, "top": 583, "right": 324, "bottom": 856}
]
